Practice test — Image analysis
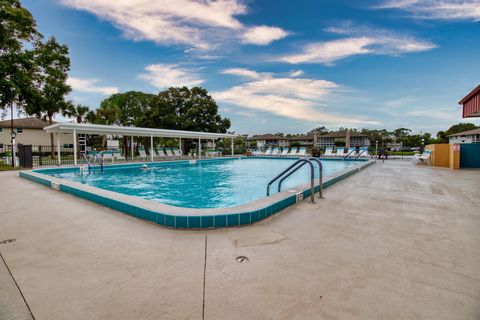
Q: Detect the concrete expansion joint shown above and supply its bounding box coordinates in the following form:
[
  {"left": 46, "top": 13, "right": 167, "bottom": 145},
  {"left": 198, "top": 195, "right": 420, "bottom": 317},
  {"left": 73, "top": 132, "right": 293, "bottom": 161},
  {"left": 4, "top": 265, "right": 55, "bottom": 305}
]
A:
[{"left": 0, "top": 251, "right": 36, "bottom": 320}]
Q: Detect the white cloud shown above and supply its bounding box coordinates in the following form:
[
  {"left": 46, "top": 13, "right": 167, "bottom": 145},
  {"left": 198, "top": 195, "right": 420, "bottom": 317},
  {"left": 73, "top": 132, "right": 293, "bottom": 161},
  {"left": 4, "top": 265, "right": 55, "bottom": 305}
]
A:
[
  {"left": 288, "top": 70, "right": 304, "bottom": 77},
  {"left": 67, "top": 77, "right": 119, "bottom": 95},
  {"left": 241, "top": 25, "right": 289, "bottom": 45},
  {"left": 61, "top": 0, "right": 287, "bottom": 50},
  {"left": 138, "top": 64, "right": 204, "bottom": 88},
  {"left": 222, "top": 68, "right": 261, "bottom": 79},
  {"left": 406, "top": 110, "right": 453, "bottom": 121},
  {"left": 213, "top": 72, "right": 378, "bottom": 125},
  {"left": 277, "top": 25, "right": 436, "bottom": 64},
  {"left": 377, "top": 0, "right": 480, "bottom": 21}
]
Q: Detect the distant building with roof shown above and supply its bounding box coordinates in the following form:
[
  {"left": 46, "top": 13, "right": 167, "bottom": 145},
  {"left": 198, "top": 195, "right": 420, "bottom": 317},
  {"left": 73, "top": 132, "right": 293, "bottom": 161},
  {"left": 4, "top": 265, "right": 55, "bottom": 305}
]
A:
[
  {"left": 317, "top": 130, "right": 370, "bottom": 149},
  {"left": 0, "top": 117, "right": 73, "bottom": 147},
  {"left": 459, "top": 84, "right": 480, "bottom": 118},
  {"left": 289, "top": 133, "right": 315, "bottom": 149},
  {"left": 247, "top": 134, "right": 290, "bottom": 148},
  {"left": 448, "top": 128, "right": 480, "bottom": 144}
]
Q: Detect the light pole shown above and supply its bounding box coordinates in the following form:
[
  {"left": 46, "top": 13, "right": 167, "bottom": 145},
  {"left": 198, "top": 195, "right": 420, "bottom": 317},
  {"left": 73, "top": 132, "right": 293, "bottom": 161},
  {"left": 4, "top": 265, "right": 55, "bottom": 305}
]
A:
[{"left": 10, "top": 102, "right": 15, "bottom": 168}]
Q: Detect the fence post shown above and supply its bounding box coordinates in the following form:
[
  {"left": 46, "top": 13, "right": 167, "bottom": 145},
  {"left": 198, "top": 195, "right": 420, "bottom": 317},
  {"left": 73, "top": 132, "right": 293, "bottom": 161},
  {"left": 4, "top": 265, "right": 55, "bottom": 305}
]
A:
[{"left": 39, "top": 146, "right": 42, "bottom": 166}]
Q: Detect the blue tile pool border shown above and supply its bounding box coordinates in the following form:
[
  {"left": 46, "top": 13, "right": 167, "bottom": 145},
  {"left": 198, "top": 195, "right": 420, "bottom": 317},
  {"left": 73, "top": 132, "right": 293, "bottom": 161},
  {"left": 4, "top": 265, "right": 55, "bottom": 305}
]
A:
[{"left": 19, "top": 157, "right": 375, "bottom": 229}]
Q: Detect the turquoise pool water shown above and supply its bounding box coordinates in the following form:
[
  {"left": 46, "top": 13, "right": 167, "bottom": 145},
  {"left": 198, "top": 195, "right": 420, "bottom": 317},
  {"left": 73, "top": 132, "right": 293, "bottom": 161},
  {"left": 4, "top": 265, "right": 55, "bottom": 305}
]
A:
[{"left": 43, "top": 158, "right": 362, "bottom": 208}]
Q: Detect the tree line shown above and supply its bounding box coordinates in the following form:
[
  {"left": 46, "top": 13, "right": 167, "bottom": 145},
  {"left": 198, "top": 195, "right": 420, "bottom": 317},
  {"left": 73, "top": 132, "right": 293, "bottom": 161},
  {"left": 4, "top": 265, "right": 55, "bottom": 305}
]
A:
[{"left": 1, "top": 0, "right": 231, "bottom": 154}]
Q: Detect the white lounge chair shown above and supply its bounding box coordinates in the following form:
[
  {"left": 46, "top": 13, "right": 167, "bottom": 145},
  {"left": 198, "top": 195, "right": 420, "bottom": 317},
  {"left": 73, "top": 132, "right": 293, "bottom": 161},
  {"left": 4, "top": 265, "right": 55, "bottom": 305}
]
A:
[
  {"left": 336, "top": 148, "right": 345, "bottom": 157},
  {"left": 280, "top": 148, "right": 289, "bottom": 157},
  {"left": 172, "top": 148, "right": 182, "bottom": 158},
  {"left": 138, "top": 148, "right": 149, "bottom": 161},
  {"left": 288, "top": 148, "right": 298, "bottom": 157},
  {"left": 324, "top": 147, "right": 333, "bottom": 157},
  {"left": 412, "top": 150, "right": 432, "bottom": 165},
  {"left": 271, "top": 147, "right": 280, "bottom": 156},
  {"left": 165, "top": 148, "right": 175, "bottom": 159},
  {"left": 263, "top": 148, "right": 272, "bottom": 156},
  {"left": 112, "top": 150, "right": 126, "bottom": 162},
  {"left": 155, "top": 148, "right": 167, "bottom": 160},
  {"left": 253, "top": 149, "right": 261, "bottom": 156},
  {"left": 102, "top": 151, "right": 114, "bottom": 163},
  {"left": 297, "top": 147, "right": 307, "bottom": 157}
]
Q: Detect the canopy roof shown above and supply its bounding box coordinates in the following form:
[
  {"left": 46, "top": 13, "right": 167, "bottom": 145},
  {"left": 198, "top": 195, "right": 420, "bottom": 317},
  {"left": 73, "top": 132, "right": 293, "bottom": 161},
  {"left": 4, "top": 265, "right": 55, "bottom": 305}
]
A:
[{"left": 44, "top": 122, "right": 236, "bottom": 139}]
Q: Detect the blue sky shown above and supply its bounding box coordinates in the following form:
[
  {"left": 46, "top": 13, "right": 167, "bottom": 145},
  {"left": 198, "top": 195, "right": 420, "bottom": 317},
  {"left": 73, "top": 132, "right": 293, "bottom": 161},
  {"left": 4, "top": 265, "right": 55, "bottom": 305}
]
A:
[{"left": 23, "top": 0, "right": 480, "bottom": 135}]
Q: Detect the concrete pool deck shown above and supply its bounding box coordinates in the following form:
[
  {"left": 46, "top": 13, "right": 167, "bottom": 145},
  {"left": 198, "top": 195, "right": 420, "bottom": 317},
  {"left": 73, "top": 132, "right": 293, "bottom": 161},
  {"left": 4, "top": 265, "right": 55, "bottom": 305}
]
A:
[{"left": 0, "top": 160, "right": 479, "bottom": 320}]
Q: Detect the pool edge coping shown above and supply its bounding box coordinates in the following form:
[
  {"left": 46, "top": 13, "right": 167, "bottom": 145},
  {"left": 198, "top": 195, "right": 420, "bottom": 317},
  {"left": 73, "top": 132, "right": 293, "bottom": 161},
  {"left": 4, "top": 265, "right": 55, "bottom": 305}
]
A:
[{"left": 19, "top": 157, "right": 376, "bottom": 229}]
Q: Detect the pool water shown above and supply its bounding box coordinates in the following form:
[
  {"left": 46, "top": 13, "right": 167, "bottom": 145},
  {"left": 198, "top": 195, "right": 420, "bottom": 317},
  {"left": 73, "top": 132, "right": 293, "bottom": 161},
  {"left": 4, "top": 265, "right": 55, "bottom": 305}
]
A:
[{"left": 45, "top": 158, "right": 362, "bottom": 208}]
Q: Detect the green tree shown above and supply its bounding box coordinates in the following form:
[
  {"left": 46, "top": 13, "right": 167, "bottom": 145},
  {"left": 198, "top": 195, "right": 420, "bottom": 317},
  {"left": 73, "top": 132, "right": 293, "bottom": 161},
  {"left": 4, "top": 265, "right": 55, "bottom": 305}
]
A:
[
  {"left": 445, "top": 123, "right": 478, "bottom": 136},
  {"left": 96, "top": 91, "right": 154, "bottom": 126},
  {"left": 25, "top": 36, "right": 71, "bottom": 153},
  {"left": 0, "top": 0, "right": 41, "bottom": 117},
  {"left": 62, "top": 104, "right": 91, "bottom": 123},
  {"left": 436, "top": 130, "right": 448, "bottom": 143},
  {"left": 142, "top": 87, "right": 231, "bottom": 133}
]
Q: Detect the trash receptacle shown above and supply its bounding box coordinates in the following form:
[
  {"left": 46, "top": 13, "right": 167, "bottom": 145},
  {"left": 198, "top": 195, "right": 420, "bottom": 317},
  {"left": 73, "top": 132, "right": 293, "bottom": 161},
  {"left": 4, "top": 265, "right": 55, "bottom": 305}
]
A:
[{"left": 18, "top": 144, "right": 33, "bottom": 168}]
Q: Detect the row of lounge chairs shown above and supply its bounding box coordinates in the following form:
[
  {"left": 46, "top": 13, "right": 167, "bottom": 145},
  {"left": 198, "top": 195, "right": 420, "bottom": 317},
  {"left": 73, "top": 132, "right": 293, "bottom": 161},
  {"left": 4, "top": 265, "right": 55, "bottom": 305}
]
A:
[
  {"left": 252, "top": 147, "right": 308, "bottom": 157},
  {"left": 323, "top": 147, "right": 370, "bottom": 158},
  {"left": 87, "top": 147, "right": 184, "bottom": 163},
  {"left": 138, "top": 147, "right": 183, "bottom": 160}
]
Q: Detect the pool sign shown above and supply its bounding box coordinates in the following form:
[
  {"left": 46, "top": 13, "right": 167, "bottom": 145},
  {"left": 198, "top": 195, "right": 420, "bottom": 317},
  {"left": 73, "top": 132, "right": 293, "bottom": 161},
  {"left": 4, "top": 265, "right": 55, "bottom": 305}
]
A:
[{"left": 107, "top": 140, "right": 119, "bottom": 149}]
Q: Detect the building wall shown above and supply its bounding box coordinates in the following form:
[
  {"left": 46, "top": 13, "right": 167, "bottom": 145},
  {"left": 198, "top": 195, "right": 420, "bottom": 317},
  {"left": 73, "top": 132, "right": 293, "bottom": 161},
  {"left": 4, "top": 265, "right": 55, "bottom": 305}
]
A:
[
  {"left": 460, "top": 144, "right": 480, "bottom": 168},
  {"left": 425, "top": 144, "right": 450, "bottom": 168},
  {"left": 449, "top": 134, "right": 479, "bottom": 144},
  {"left": 253, "top": 139, "right": 289, "bottom": 148},
  {"left": 0, "top": 128, "right": 74, "bottom": 147},
  {"left": 318, "top": 137, "right": 370, "bottom": 148}
]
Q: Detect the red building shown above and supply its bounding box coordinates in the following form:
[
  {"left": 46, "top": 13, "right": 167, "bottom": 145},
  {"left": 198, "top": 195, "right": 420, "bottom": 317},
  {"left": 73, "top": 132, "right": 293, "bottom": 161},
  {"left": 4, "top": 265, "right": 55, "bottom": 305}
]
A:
[{"left": 459, "top": 84, "right": 480, "bottom": 118}]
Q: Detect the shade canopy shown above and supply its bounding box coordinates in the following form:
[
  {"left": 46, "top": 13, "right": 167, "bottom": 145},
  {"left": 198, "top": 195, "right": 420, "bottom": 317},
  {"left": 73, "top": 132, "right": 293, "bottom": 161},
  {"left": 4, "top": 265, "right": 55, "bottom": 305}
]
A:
[{"left": 44, "top": 122, "right": 237, "bottom": 139}]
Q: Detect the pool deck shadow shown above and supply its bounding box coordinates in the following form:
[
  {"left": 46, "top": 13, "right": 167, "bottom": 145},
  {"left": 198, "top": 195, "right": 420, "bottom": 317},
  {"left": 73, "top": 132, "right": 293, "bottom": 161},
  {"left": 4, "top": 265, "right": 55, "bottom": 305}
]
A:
[{"left": 1, "top": 160, "right": 480, "bottom": 320}]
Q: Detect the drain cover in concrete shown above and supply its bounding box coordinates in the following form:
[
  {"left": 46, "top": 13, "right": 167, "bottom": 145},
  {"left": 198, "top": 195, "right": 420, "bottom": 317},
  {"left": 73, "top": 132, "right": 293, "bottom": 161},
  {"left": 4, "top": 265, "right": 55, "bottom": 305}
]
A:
[{"left": 236, "top": 256, "right": 249, "bottom": 263}]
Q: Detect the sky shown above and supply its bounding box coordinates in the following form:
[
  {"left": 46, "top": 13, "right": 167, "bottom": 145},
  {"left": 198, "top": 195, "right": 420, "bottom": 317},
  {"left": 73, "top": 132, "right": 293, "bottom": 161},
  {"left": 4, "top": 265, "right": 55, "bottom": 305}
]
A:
[{"left": 22, "top": 0, "right": 480, "bottom": 135}]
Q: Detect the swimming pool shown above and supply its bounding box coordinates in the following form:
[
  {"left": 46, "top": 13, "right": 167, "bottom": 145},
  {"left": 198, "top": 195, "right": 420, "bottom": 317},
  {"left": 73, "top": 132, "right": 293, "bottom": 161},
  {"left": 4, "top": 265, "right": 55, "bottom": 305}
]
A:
[
  {"left": 42, "top": 158, "right": 360, "bottom": 208},
  {"left": 20, "top": 157, "right": 374, "bottom": 229}
]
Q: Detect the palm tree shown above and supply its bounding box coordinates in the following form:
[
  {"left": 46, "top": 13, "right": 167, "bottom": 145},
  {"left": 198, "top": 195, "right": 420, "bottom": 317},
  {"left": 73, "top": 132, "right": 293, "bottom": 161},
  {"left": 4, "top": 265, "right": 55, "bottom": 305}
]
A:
[{"left": 62, "top": 104, "right": 91, "bottom": 123}]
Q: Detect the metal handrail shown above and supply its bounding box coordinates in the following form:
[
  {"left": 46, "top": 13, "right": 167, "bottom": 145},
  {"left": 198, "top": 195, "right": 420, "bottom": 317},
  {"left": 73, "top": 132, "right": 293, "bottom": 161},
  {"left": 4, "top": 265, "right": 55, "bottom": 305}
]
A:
[
  {"left": 308, "top": 157, "right": 323, "bottom": 199},
  {"left": 267, "top": 159, "right": 315, "bottom": 203},
  {"left": 81, "top": 153, "right": 92, "bottom": 170},
  {"left": 343, "top": 149, "right": 356, "bottom": 160},
  {"left": 354, "top": 150, "right": 367, "bottom": 160},
  {"left": 277, "top": 161, "right": 312, "bottom": 191},
  {"left": 81, "top": 153, "right": 104, "bottom": 172}
]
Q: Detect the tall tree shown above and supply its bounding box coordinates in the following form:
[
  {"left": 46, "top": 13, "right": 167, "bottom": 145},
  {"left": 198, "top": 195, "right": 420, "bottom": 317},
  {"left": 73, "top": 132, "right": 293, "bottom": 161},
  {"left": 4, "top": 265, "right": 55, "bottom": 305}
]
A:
[
  {"left": 25, "top": 36, "right": 71, "bottom": 153},
  {"left": 62, "top": 104, "right": 91, "bottom": 123},
  {"left": 142, "top": 87, "right": 231, "bottom": 133},
  {"left": 0, "top": 0, "right": 40, "bottom": 117},
  {"left": 96, "top": 91, "right": 154, "bottom": 126},
  {"left": 445, "top": 123, "right": 478, "bottom": 136}
]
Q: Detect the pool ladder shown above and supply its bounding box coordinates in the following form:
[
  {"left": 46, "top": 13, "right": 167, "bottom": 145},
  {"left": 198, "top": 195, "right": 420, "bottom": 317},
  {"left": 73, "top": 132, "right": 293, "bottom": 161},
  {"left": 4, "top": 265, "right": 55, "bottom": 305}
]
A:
[
  {"left": 81, "top": 153, "right": 104, "bottom": 172},
  {"left": 267, "top": 158, "right": 323, "bottom": 203}
]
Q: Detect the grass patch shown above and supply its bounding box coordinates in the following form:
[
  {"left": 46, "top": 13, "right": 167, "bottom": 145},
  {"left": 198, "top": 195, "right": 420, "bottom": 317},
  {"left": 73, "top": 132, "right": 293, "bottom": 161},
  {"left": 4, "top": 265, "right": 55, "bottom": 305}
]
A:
[{"left": 0, "top": 162, "right": 15, "bottom": 171}]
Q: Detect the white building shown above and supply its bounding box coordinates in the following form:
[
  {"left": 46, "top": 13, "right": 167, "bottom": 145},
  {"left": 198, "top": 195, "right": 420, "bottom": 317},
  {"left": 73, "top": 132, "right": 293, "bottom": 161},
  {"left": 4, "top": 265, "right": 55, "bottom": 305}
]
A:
[
  {"left": 0, "top": 117, "right": 74, "bottom": 148},
  {"left": 448, "top": 128, "right": 480, "bottom": 144}
]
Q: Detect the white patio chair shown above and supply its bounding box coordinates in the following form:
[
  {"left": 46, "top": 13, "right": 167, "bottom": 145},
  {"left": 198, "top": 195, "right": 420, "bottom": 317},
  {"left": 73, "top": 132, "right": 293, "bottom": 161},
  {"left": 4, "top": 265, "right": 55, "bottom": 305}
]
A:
[
  {"left": 297, "top": 147, "right": 307, "bottom": 157},
  {"left": 324, "top": 147, "right": 333, "bottom": 157},
  {"left": 336, "top": 148, "right": 345, "bottom": 157},
  {"left": 288, "top": 148, "right": 298, "bottom": 157}
]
